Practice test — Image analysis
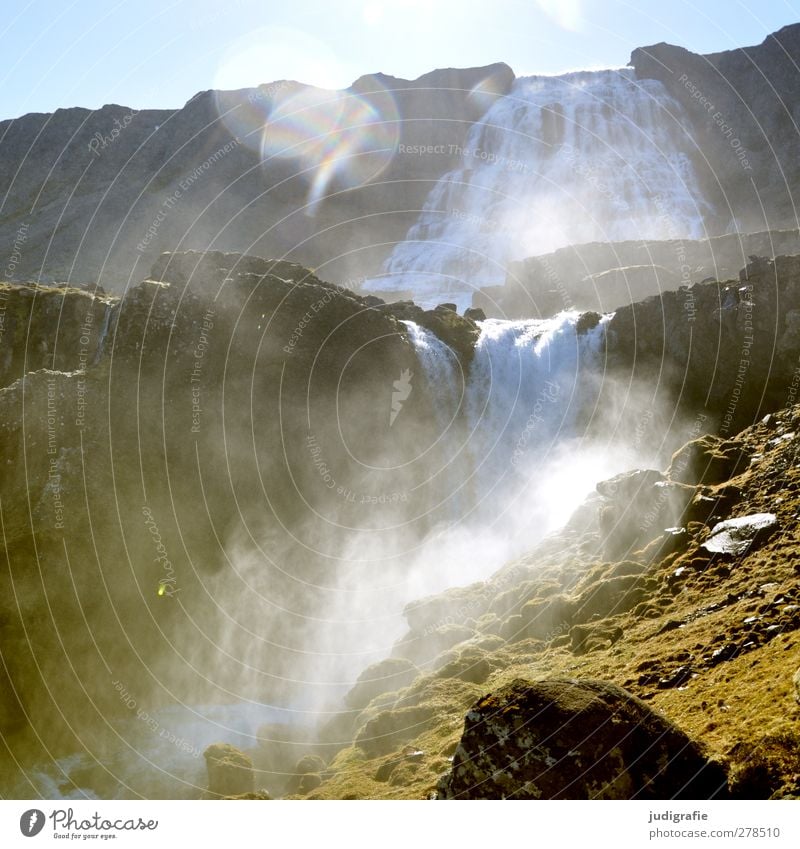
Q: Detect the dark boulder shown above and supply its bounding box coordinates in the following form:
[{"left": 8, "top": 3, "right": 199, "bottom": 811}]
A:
[
  {"left": 285, "top": 754, "right": 327, "bottom": 796},
  {"left": 355, "top": 705, "right": 436, "bottom": 758},
  {"left": 575, "top": 310, "right": 602, "bottom": 335},
  {"left": 436, "top": 678, "right": 728, "bottom": 799}
]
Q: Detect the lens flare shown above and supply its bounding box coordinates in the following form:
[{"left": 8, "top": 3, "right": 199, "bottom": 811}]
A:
[{"left": 262, "top": 79, "right": 400, "bottom": 212}]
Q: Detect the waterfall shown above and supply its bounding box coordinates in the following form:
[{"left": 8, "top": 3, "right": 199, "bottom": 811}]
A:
[
  {"left": 367, "top": 68, "right": 709, "bottom": 307},
  {"left": 92, "top": 301, "right": 115, "bottom": 365},
  {"left": 406, "top": 311, "right": 610, "bottom": 535}
]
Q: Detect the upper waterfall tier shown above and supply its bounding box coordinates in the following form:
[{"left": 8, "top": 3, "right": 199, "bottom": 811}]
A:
[{"left": 367, "top": 68, "right": 710, "bottom": 308}]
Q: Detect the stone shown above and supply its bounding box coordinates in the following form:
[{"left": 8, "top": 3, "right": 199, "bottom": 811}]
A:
[
  {"left": 436, "top": 678, "right": 728, "bottom": 799},
  {"left": 668, "top": 434, "right": 747, "bottom": 485},
  {"left": 355, "top": 705, "right": 435, "bottom": 758},
  {"left": 344, "top": 658, "right": 420, "bottom": 710},
  {"left": 434, "top": 646, "right": 495, "bottom": 684},
  {"left": 595, "top": 469, "right": 695, "bottom": 559},
  {"left": 702, "top": 513, "right": 778, "bottom": 556},
  {"left": 518, "top": 595, "right": 574, "bottom": 641},
  {"left": 575, "top": 310, "right": 602, "bottom": 334},
  {"left": 571, "top": 575, "right": 651, "bottom": 623},
  {"left": 463, "top": 307, "right": 486, "bottom": 321},
  {"left": 204, "top": 743, "right": 255, "bottom": 798},
  {"left": 570, "top": 623, "right": 624, "bottom": 655}
]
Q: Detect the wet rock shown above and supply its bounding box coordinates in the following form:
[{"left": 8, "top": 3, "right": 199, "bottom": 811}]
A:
[
  {"left": 204, "top": 743, "right": 256, "bottom": 798},
  {"left": 702, "top": 513, "right": 778, "bottom": 556},
  {"left": 463, "top": 307, "right": 486, "bottom": 321},
  {"left": 437, "top": 678, "right": 727, "bottom": 799},
  {"left": 345, "top": 658, "right": 420, "bottom": 710},
  {"left": 575, "top": 311, "right": 602, "bottom": 334},
  {"left": 384, "top": 302, "right": 480, "bottom": 364}
]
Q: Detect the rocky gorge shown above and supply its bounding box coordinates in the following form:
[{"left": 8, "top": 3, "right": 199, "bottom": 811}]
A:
[
  {"left": 3, "top": 20, "right": 800, "bottom": 803},
  {"left": 2, "top": 244, "right": 800, "bottom": 799}
]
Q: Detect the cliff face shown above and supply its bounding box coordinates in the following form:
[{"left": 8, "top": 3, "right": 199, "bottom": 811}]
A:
[
  {"left": 0, "top": 64, "right": 513, "bottom": 292},
  {"left": 0, "top": 251, "right": 488, "bottom": 794},
  {"left": 0, "top": 253, "right": 416, "bottom": 776},
  {"left": 631, "top": 24, "right": 800, "bottom": 233},
  {"left": 603, "top": 254, "right": 800, "bottom": 435},
  {"left": 482, "top": 229, "right": 800, "bottom": 318}
]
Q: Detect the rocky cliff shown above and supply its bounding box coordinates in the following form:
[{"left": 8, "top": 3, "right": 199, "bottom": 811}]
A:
[
  {"left": 0, "top": 250, "right": 490, "bottom": 796},
  {"left": 631, "top": 24, "right": 800, "bottom": 234},
  {"left": 0, "top": 65, "right": 513, "bottom": 292},
  {"left": 480, "top": 229, "right": 800, "bottom": 318}
]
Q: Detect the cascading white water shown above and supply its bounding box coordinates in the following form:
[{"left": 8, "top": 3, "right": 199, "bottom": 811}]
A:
[
  {"left": 367, "top": 68, "right": 709, "bottom": 307},
  {"left": 400, "top": 320, "right": 462, "bottom": 429},
  {"left": 465, "top": 313, "right": 609, "bottom": 525}
]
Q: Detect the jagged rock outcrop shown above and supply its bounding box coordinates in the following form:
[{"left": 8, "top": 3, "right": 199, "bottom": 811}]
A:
[
  {"left": 436, "top": 678, "right": 728, "bottom": 799},
  {"left": 379, "top": 301, "right": 480, "bottom": 364},
  {"left": 631, "top": 24, "right": 800, "bottom": 233}
]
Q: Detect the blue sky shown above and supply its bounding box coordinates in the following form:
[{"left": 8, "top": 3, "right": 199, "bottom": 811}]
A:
[{"left": 2, "top": 0, "right": 798, "bottom": 118}]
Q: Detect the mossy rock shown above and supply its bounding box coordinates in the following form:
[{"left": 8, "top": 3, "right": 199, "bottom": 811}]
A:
[
  {"left": 203, "top": 743, "right": 255, "bottom": 798},
  {"left": 394, "top": 623, "right": 476, "bottom": 666},
  {"left": 345, "top": 658, "right": 421, "bottom": 710},
  {"left": 433, "top": 647, "right": 495, "bottom": 685},
  {"left": 437, "top": 678, "right": 728, "bottom": 799},
  {"left": 571, "top": 575, "right": 652, "bottom": 624},
  {"left": 519, "top": 595, "right": 574, "bottom": 641}
]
